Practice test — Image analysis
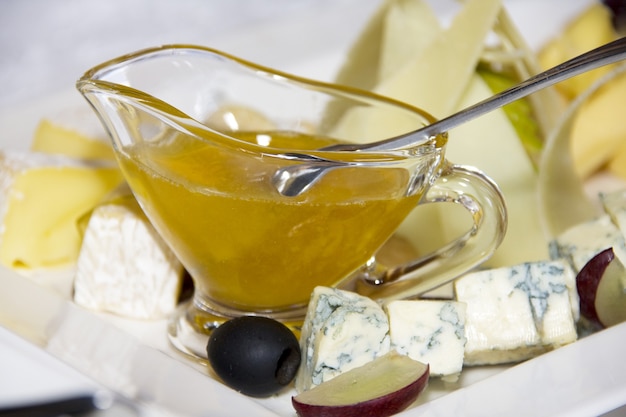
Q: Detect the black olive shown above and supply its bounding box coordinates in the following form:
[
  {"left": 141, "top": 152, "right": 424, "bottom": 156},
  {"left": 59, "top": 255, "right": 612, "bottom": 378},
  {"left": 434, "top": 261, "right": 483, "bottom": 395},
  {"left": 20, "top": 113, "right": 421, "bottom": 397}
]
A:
[{"left": 206, "top": 316, "right": 301, "bottom": 397}]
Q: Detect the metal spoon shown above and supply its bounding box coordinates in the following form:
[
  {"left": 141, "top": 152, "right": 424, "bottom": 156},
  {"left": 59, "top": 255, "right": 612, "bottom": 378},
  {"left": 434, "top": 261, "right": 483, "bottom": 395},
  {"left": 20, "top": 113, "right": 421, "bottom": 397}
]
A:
[{"left": 273, "top": 36, "right": 626, "bottom": 197}]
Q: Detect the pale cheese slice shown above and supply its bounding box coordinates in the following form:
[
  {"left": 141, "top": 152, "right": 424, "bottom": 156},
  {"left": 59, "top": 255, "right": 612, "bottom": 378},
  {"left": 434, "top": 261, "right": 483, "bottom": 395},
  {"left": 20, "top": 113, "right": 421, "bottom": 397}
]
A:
[
  {"left": 332, "top": 0, "right": 391, "bottom": 92},
  {"left": 378, "top": 0, "right": 442, "bottom": 81},
  {"left": 0, "top": 151, "right": 124, "bottom": 269},
  {"left": 328, "top": 0, "right": 502, "bottom": 144},
  {"left": 375, "top": 0, "right": 502, "bottom": 118},
  {"left": 396, "top": 74, "right": 549, "bottom": 265}
]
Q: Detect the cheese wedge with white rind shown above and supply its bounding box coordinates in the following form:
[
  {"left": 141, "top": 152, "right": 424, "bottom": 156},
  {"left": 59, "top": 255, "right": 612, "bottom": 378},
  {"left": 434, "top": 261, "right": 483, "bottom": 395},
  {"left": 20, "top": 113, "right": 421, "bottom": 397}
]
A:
[
  {"left": 74, "top": 196, "right": 183, "bottom": 319},
  {"left": 0, "top": 151, "right": 124, "bottom": 269}
]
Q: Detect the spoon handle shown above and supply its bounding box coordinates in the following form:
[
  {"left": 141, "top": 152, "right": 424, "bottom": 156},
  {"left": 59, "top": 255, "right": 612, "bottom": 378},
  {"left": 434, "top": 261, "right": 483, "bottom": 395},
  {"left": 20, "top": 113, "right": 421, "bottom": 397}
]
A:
[{"left": 366, "top": 36, "right": 626, "bottom": 151}]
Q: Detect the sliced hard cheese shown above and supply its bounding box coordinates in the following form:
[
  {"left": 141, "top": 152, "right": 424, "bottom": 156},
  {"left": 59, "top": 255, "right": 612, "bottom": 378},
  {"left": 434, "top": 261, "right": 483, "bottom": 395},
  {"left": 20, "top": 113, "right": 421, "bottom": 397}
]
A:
[
  {"left": 455, "top": 260, "right": 577, "bottom": 365},
  {"left": 329, "top": 0, "right": 501, "bottom": 143},
  {"left": 332, "top": 0, "right": 551, "bottom": 267},
  {"left": 385, "top": 299, "right": 466, "bottom": 381},
  {"left": 378, "top": 0, "right": 441, "bottom": 81},
  {"left": 332, "top": 0, "right": 390, "bottom": 92},
  {"left": 0, "top": 151, "right": 124, "bottom": 269},
  {"left": 608, "top": 140, "right": 626, "bottom": 180},
  {"left": 31, "top": 119, "right": 115, "bottom": 160},
  {"left": 375, "top": 0, "right": 502, "bottom": 118},
  {"left": 396, "top": 74, "right": 548, "bottom": 265},
  {"left": 537, "top": 3, "right": 617, "bottom": 100},
  {"left": 74, "top": 196, "right": 183, "bottom": 319},
  {"left": 296, "top": 286, "right": 390, "bottom": 393},
  {"left": 570, "top": 70, "right": 626, "bottom": 178}
]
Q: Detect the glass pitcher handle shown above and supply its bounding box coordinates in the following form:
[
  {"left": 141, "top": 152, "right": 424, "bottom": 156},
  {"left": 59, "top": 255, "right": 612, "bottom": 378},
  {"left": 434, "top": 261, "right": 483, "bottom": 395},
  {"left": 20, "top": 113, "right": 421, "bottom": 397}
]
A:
[{"left": 355, "top": 162, "right": 507, "bottom": 301}]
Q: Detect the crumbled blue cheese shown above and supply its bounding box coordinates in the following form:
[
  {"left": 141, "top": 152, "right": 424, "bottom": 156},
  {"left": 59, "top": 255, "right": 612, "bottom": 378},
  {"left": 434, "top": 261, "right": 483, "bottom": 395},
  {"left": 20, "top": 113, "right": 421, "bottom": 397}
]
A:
[
  {"left": 455, "top": 260, "right": 577, "bottom": 365},
  {"left": 295, "top": 286, "right": 390, "bottom": 393},
  {"left": 549, "top": 214, "right": 626, "bottom": 271},
  {"left": 385, "top": 300, "right": 466, "bottom": 381},
  {"left": 73, "top": 198, "right": 184, "bottom": 319}
]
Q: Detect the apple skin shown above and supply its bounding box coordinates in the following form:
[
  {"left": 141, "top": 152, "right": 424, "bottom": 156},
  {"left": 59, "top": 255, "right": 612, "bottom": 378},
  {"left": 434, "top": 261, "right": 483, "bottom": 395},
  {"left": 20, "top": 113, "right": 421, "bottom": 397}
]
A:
[{"left": 292, "top": 353, "right": 429, "bottom": 417}]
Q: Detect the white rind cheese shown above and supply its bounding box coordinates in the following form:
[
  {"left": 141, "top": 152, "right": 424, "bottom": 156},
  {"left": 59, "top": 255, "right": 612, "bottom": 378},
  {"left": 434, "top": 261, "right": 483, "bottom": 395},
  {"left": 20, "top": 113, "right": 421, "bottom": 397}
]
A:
[
  {"left": 73, "top": 198, "right": 183, "bottom": 319},
  {"left": 295, "top": 286, "right": 390, "bottom": 393},
  {"left": 385, "top": 299, "right": 466, "bottom": 381},
  {"left": 455, "top": 260, "right": 577, "bottom": 365}
]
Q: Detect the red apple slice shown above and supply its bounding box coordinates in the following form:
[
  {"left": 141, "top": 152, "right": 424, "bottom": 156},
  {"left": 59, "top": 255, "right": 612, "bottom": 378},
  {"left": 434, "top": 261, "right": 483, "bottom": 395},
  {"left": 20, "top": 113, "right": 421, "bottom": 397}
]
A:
[
  {"left": 292, "top": 351, "right": 429, "bottom": 417},
  {"left": 576, "top": 247, "right": 626, "bottom": 328}
]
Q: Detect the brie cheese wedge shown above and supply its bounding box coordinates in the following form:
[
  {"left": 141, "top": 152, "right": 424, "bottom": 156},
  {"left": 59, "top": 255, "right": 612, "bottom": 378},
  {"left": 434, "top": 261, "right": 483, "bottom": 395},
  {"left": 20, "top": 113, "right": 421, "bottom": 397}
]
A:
[{"left": 73, "top": 195, "right": 183, "bottom": 319}]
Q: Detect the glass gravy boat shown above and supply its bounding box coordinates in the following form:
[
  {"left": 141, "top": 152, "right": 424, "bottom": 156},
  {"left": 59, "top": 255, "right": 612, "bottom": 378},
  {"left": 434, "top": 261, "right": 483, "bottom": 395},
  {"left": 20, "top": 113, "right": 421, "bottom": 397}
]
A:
[{"left": 77, "top": 45, "right": 507, "bottom": 358}]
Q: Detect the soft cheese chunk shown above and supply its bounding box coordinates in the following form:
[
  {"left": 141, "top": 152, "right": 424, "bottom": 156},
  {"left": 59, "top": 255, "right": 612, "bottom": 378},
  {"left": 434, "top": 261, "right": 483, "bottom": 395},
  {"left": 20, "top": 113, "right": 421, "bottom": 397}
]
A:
[
  {"left": 455, "top": 260, "right": 577, "bottom": 365},
  {"left": 0, "top": 151, "right": 124, "bottom": 269},
  {"left": 295, "top": 286, "right": 390, "bottom": 393},
  {"left": 73, "top": 196, "right": 183, "bottom": 319},
  {"left": 385, "top": 300, "right": 466, "bottom": 381}
]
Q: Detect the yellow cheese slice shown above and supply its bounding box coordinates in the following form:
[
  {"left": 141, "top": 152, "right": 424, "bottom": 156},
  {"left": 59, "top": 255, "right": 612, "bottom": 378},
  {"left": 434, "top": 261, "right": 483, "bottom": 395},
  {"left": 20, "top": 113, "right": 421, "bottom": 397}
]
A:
[
  {"left": 609, "top": 140, "right": 626, "bottom": 180},
  {"left": 31, "top": 119, "right": 115, "bottom": 161},
  {"left": 537, "top": 3, "right": 617, "bottom": 100},
  {"left": 570, "top": 69, "right": 626, "bottom": 178},
  {"left": 0, "top": 152, "right": 125, "bottom": 269}
]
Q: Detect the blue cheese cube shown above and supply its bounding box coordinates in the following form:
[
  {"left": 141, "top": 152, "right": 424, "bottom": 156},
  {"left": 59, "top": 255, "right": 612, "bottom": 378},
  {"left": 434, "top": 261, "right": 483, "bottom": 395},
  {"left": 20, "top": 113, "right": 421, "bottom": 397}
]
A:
[
  {"left": 385, "top": 300, "right": 466, "bottom": 381},
  {"left": 455, "top": 260, "right": 577, "bottom": 365},
  {"left": 601, "top": 189, "right": 626, "bottom": 237},
  {"left": 549, "top": 214, "right": 626, "bottom": 271},
  {"left": 509, "top": 260, "right": 578, "bottom": 346},
  {"left": 455, "top": 267, "right": 541, "bottom": 365},
  {"left": 295, "top": 286, "right": 390, "bottom": 393}
]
